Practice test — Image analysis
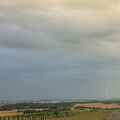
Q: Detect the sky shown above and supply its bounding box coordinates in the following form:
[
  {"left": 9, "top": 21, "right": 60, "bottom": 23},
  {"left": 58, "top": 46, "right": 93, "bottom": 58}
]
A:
[{"left": 0, "top": 0, "right": 120, "bottom": 100}]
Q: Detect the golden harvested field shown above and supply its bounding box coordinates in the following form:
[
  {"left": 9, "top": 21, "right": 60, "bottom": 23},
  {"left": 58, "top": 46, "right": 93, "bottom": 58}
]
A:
[
  {"left": 74, "top": 103, "right": 120, "bottom": 109},
  {"left": 0, "top": 110, "right": 23, "bottom": 116}
]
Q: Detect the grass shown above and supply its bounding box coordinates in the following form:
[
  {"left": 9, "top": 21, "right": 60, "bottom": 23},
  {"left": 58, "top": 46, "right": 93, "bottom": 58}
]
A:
[
  {"left": 51, "top": 110, "right": 112, "bottom": 120},
  {"left": 0, "top": 110, "right": 112, "bottom": 120}
]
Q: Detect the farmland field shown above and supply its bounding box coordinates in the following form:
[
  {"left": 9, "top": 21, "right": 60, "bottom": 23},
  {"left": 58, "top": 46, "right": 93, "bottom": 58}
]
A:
[
  {"left": 50, "top": 111, "right": 112, "bottom": 120},
  {"left": 0, "top": 110, "right": 22, "bottom": 116},
  {"left": 0, "top": 110, "right": 112, "bottom": 120}
]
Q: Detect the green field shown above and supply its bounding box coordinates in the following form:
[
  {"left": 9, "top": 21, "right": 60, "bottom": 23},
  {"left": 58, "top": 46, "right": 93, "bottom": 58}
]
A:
[
  {"left": 0, "top": 110, "right": 112, "bottom": 120},
  {"left": 60, "top": 111, "right": 112, "bottom": 120}
]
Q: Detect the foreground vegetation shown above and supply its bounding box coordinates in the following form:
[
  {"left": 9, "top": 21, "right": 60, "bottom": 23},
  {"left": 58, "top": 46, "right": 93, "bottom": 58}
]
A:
[
  {"left": 0, "top": 110, "right": 112, "bottom": 120},
  {"left": 0, "top": 101, "right": 115, "bottom": 120}
]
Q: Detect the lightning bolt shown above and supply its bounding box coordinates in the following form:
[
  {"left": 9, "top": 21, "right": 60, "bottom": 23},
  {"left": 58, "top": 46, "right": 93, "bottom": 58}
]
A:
[{"left": 106, "top": 81, "right": 111, "bottom": 99}]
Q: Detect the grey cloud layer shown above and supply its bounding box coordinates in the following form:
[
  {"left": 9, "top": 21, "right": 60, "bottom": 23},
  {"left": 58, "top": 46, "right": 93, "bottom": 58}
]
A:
[
  {"left": 0, "top": 0, "right": 120, "bottom": 56},
  {"left": 1, "top": 0, "right": 120, "bottom": 100}
]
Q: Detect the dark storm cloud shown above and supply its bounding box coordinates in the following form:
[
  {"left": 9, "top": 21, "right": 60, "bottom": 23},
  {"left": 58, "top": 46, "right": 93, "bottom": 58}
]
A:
[{"left": 0, "top": 0, "right": 120, "bottom": 100}]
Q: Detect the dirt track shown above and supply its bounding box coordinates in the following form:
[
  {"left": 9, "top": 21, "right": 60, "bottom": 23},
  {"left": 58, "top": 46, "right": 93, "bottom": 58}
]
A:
[{"left": 111, "top": 110, "right": 120, "bottom": 120}]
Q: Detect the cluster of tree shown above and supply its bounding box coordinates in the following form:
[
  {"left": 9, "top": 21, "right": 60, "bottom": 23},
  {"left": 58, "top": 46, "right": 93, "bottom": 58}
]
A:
[
  {"left": 0, "top": 102, "right": 76, "bottom": 110},
  {"left": 22, "top": 107, "right": 71, "bottom": 114}
]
